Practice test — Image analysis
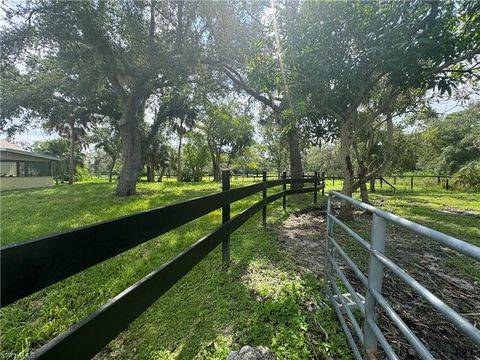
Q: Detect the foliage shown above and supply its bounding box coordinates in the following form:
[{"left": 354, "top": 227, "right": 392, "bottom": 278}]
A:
[
  {"left": 74, "top": 165, "right": 91, "bottom": 182},
  {"left": 90, "top": 122, "right": 122, "bottom": 181},
  {"left": 2, "top": 0, "right": 215, "bottom": 195},
  {"left": 284, "top": 0, "right": 480, "bottom": 211},
  {"left": 259, "top": 121, "right": 289, "bottom": 176},
  {"left": 182, "top": 131, "right": 210, "bottom": 182},
  {"left": 231, "top": 144, "right": 269, "bottom": 175},
  {"left": 304, "top": 144, "right": 342, "bottom": 175},
  {"left": 143, "top": 128, "right": 172, "bottom": 182},
  {"left": 454, "top": 160, "right": 480, "bottom": 190},
  {"left": 394, "top": 102, "right": 480, "bottom": 174},
  {"left": 200, "top": 103, "right": 254, "bottom": 180},
  {"left": 31, "top": 139, "right": 85, "bottom": 181}
]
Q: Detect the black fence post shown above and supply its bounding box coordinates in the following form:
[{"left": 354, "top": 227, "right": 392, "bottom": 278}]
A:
[
  {"left": 437, "top": 176, "right": 441, "bottom": 185},
  {"left": 322, "top": 171, "right": 325, "bottom": 196},
  {"left": 394, "top": 176, "right": 397, "bottom": 185},
  {"left": 446, "top": 178, "right": 449, "bottom": 191},
  {"left": 222, "top": 170, "right": 231, "bottom": 266},
  {"left": 332, "top": 176, "right": 335, "bottom": 186},
  {"left": 410, "top": 176, "right": 414, "bottom": 190},
  {"left": 282, "top": 171, "right": 287, "bottom": 211},
  {"left": 262, "top": 170, "right": 267, "bottom": 225},
  {"left": 313, "top": 171, "right": 318, "bottom": 205}
]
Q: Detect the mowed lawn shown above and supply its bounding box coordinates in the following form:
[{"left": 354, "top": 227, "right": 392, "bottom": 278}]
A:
[{"left": 0, "top": 180, "right": 351, "bottom": 360}]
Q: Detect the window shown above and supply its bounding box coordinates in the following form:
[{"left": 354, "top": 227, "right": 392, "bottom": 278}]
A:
[
  {"left": 0, "top": 160, "right": 52, "bottom": 177},
  {"left": 26, "top": 161, "right": 51, "bottom": 176},
  {"left": 0, "top": 162, "right": 16, "bottom": 177}
]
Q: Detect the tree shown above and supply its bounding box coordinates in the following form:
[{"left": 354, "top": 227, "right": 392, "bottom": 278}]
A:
[
  {"left": 32, "top": 139, "right": 85, "bottom": 182},
  {"left": 200, "top": 103, "right": 254, "bottom": 181},
  {"left": 90, "top": 122, "right": 122, "bottom": 182},
  {"left": 182, "top": 131, "right": 209, "bottom": 182},
  {"left": 259, "top": 120, "right": 289, "bottom": 178},
  {"left": 2, "top": 1, "right": 209, "bottom": 195},
  {"left": 161, "top": 92, "right": 197, "bottom": 182},
  {"left": 1, "top": 49, "right": 103, "bottom": 184},
  {"left": 144, "top": 138, "right": 171, "bottom": 183},
  {"left": 203, "top": 1, "right": 306, "bottom": 184},
  {"left": 287, "top": 1, "right": 480, "bottom": 217},
  {"left": 305, "top": 143, "right": 342, "bottom": 176},
  {"left": 415, "top": 102, "right": 480, "bottom": 173}
]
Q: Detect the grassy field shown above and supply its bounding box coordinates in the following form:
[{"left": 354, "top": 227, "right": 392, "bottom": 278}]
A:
[
  {"left": 0, "top": 180, "right": 350, "bottom": 360},
  {"left": 1, "top": 179, "right": 478, "bottom": 359}
]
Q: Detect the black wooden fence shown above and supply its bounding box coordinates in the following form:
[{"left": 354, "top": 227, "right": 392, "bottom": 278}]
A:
[{"left": 0, "top": 170, "right": 325, "bottom": 360}]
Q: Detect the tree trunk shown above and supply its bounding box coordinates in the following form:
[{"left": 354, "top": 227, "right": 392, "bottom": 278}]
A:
[
  {"left": 177, "top": 133, "right": 183, "bottom": 182},
  {"left": 158, "top": 167, "right": 166, "bottom": 182},
  {"left": 212, "top": 157, "right": 221, "bottom": 182},
  {"left": 108, "top": 157, "right": 115, "bottom": 183},
  {"left": 116, "top": 102, "right": 142, "bottom": 196},
  {"left": 339, "top": 121, "right": 354, "bottom": 219},
  {"left": 370, "top": 178, "right": 376, "bottom": 193},
  {"left": 146, "top": 164, "right": 155, "bottom": 182},
  {"left": 68, "top": 121, "right": 75, "bottom": 185},
  {"left": 287, "top": 129, "right": 303, "bottom": 188},
  {"left": 358, "top": 174, "right": 370, "bottom": 204}
]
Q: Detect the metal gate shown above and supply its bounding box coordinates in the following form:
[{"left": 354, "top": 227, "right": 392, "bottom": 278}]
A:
[{"left": 325, "top": 191, "right": 480, "bottom": 359}]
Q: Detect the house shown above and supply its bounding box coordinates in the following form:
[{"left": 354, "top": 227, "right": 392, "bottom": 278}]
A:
[{"left": 0, "top": 140, "right": 60, "bottom": 191}]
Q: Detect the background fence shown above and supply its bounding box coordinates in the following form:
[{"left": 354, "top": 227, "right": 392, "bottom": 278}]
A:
[{"left": 88, "top": 172, "right": 457, "bottom": 191}]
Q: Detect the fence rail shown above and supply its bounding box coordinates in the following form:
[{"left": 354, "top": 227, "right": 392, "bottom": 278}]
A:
[
  {"left": 1, "top": 170, "right": 324, "bottom": 360},
  {"left": 325, "top": 191, "right": 480, "bottom": 360}
]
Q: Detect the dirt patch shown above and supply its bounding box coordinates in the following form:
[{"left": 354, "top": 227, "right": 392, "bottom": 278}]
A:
[
  {"left": 274, "top": 206, "right": 327, "bottom": 276},
  {"left": 438, "top": 207, "right": 480, "bottom": 218},
  {"left": 274, "top": 208, "right": 480, "bottom": 360},
  {"left": 377, "top": 219, "right": 480, "bottom": 360}
]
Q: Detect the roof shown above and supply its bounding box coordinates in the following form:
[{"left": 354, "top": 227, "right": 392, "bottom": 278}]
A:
[
  {"left": 0, "top": 140, "right": 60, "bottom": 161},
  {"left": 0, "top": 139, "right": 23, "bottom": 150}
]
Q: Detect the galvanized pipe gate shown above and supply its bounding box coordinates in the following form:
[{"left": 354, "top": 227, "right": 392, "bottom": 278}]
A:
[{"left": 325, "top": 191, "right": 480, "bottom": 360}]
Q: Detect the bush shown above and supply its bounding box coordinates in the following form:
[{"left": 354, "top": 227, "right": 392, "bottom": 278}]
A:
[
  {"left": 454, "top": 161, "right": 480, "bottom": 190},
  {"left": 75, "top": 165, "right": 91, "bottom": 182}
]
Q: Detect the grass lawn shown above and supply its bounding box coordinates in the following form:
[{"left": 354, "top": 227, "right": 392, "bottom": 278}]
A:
[
  {"left": 0, "top": 180, "right": 351, "bottom": 360},
  {"left": 369, "top": 189, "right": 480, "bottom": 281},
  {"left": 1, "top": 180, "right": 478, "bottom": 359}
]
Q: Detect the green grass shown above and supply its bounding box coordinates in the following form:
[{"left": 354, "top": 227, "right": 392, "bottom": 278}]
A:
[
  {"left": 0, "top": 181, "right": 350, "bottom": 360},
  {"left": 2, "top": 180, "right": 477, "bottom": 359},
  {"left": 332, "top": 187, "right": 479, "bottom": 281},
  {"left": 368, "top": 189, "right": 480, "bottom": 280}
]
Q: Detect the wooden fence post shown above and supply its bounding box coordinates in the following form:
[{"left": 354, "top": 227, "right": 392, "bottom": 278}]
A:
[
  {"left": 332, "top": 176, "right": 335, "bottom": 186},
  {"left": 410, "top": 176, "right": 414, "bottom": 190},
  {"left": 313, "top": 171, "right": 318, "bottom": 205},
  {"left": 262, "top": 170, "right": 267, "bottom": 225},
  {"left": 282, "top": 171, "right": 287, "bottom": 211},
  {"left": 222, "top": 170, "right": 231, "bottom": 266},
  {"left": 446, "top": 178, "right": 449, "bottom": 191}
]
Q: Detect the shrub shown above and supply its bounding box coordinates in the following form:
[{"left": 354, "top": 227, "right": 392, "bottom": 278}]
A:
[{"left": 454, "top": 160, "right": 480, "bottom": 190}]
